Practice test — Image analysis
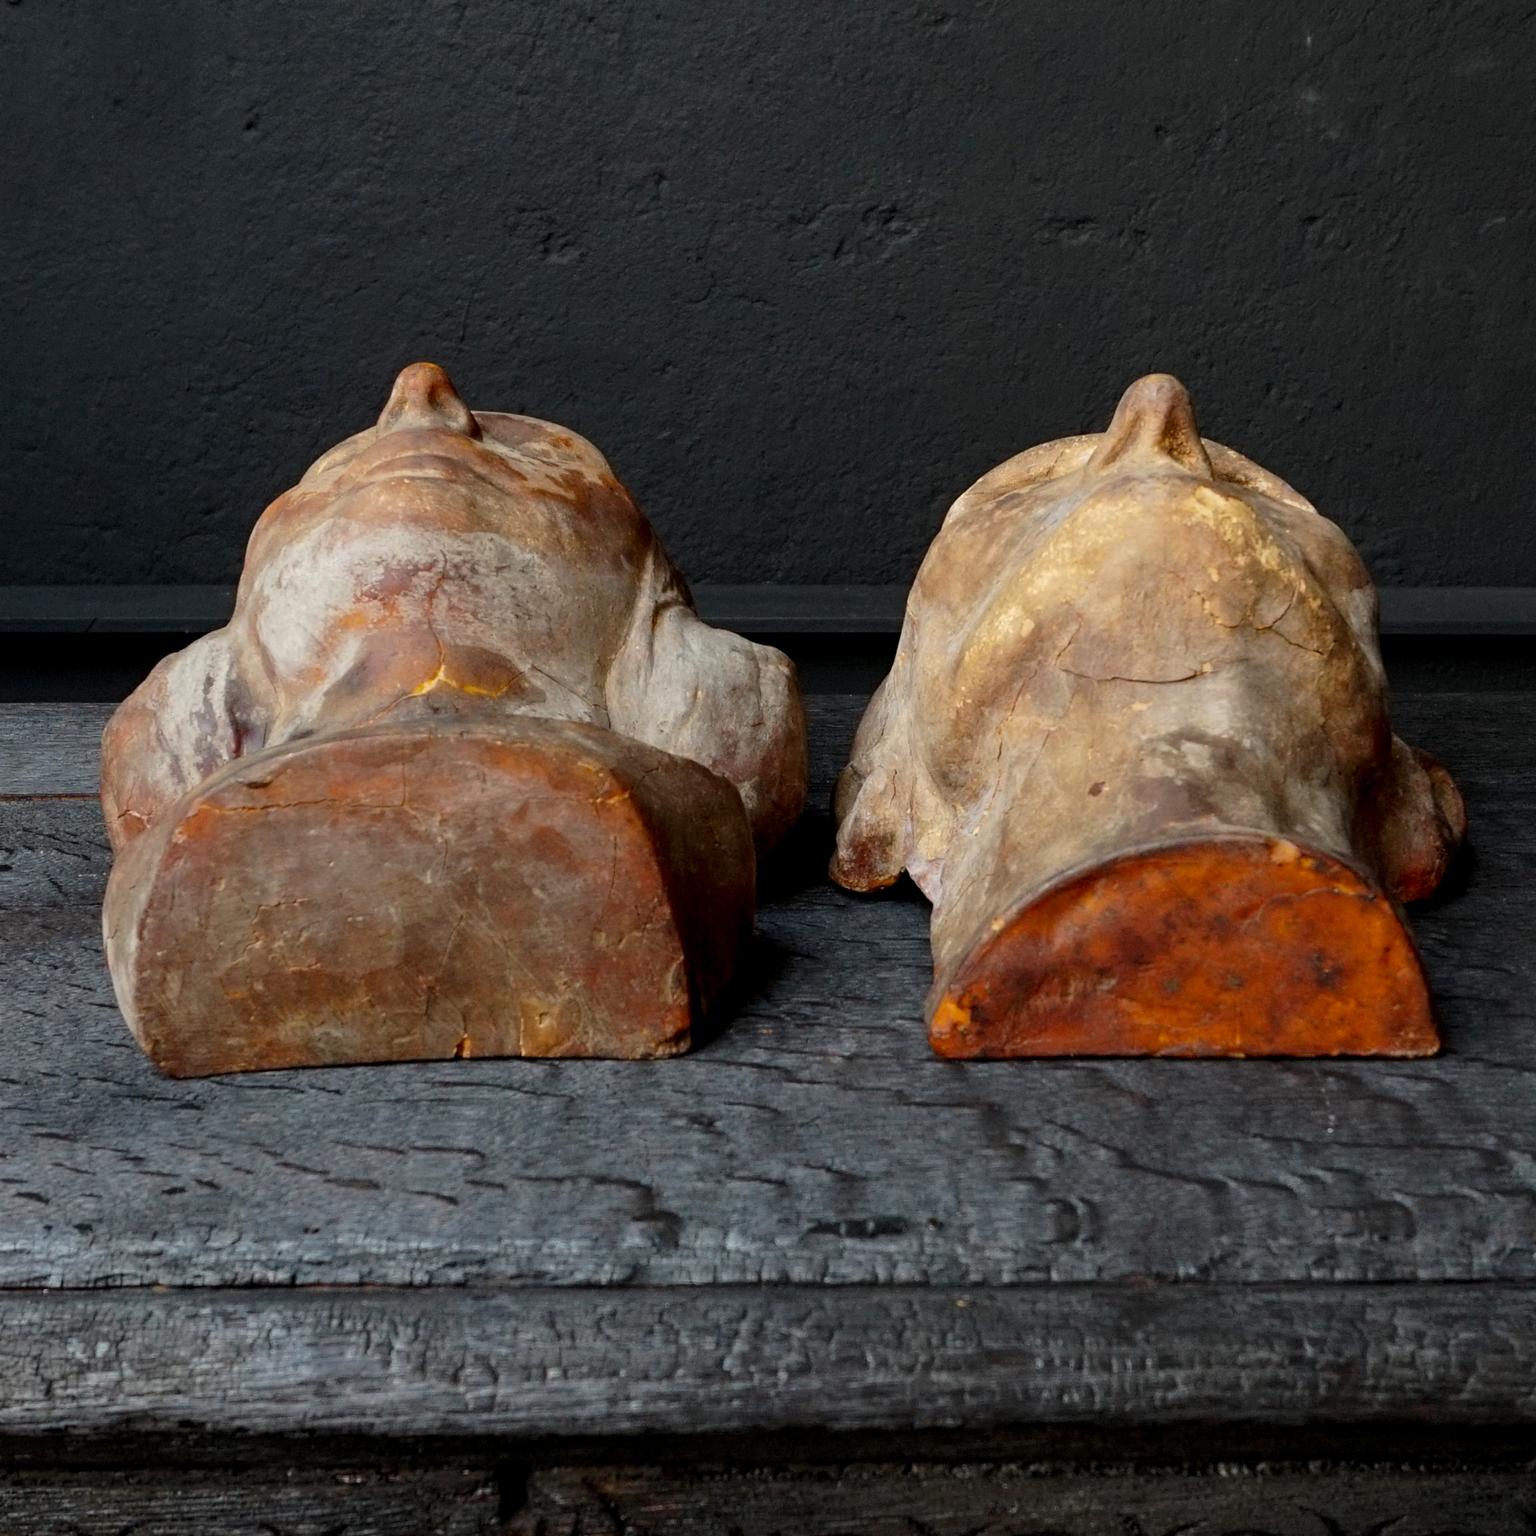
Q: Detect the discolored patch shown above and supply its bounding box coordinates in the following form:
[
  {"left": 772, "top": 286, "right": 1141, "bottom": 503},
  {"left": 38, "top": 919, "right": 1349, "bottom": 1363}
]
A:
[{"left": 929, "top": 838, "right": 1438, "bottom": 1059}]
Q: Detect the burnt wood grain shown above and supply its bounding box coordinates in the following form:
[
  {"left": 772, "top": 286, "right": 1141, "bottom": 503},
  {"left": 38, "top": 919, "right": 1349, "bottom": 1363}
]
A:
[
  {"left": 0, "top": 1283, "right": 1531, "bottom": 1439},
  {"left": 0, "top": 693, "right": 1531, "bottom": 1457},
  {"left": 0, "top": 1464, "right": 502, "bottom": 1535},
  {"left": 0, "top": 702, "right": 104, "bottom": 796},
  {"left": 510, "top": 1460, "right": 1536, "bottom": 1536},
  {"left": 3, "top": 1458, "right": 1533, "bottom": 1536}
]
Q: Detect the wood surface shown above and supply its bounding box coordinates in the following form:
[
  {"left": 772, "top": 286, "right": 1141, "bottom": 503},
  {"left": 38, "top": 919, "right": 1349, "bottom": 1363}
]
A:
[
  {"left": 2, "top": 1458, "right": 1533, "bottom": 1535},
  {"left": 0, "top": 1283, "right": 1530, "bottom": 1439},
  {"left": 511, "top": 1461, "right": 1536, "bottom": 1536},
  {"left": 0, "top": 1464, "right": 501, "bottom": 1534},
  {"left": 0, "top": 692, "right": 1531, "bottom": 1454}
]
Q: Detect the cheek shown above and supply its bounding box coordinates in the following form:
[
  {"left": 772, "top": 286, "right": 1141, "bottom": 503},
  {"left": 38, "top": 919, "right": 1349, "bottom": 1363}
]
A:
[{"left": 1319, "top": 662, "right": 1392, "bottom": 788}]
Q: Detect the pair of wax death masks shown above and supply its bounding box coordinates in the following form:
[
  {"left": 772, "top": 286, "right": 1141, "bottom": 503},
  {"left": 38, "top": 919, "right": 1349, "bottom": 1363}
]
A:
[{"left": 100, "top": 366, "right": 1463, "bottom": 1076}]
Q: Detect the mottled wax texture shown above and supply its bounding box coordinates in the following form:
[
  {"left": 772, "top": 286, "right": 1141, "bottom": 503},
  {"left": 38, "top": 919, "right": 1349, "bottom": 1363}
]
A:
[
  {"left": 833, "top": 375, "right": 1464, "bottom": 1058},
  {"left": 102, "top": 363, "right": 806, "bottom": 1075}
]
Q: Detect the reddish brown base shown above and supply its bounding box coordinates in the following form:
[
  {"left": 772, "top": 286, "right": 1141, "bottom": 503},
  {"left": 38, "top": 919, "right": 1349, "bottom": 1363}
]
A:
[
  {"left": 929, "top": 837, "right": 1439, "bottom": 1059},
  {"left": 104, "top": 719, "right": 755, "bottom": 1076}
]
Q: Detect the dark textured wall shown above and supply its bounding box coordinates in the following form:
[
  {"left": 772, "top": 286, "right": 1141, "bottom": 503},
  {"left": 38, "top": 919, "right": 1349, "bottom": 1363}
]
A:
[{"left": 4, "top": 1, "right": 1533, "bottom": 589}]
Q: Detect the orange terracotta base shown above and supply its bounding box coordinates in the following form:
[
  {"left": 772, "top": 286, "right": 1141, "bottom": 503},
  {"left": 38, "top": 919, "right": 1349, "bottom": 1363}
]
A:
[
  {"left": 104, "top": 719, "right": 754, "bottom": 1076},
  {"left": 929, "top": 837, "right": 1439, "bottom": 1059}
]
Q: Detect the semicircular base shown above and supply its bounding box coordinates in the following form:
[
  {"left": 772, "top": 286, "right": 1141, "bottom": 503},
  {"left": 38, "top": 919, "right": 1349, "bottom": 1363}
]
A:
[
  {"left": 105, "top": 719, "right": 755, "bottom": 1076},
  {"left": 928, "top": 837, "right": 1439, "bottom": 1059}
]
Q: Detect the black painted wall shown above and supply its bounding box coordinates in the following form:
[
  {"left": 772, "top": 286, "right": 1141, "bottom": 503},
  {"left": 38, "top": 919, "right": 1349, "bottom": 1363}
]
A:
[{"left": 4, "top": 1, "right": 1533, "bottom": 589}]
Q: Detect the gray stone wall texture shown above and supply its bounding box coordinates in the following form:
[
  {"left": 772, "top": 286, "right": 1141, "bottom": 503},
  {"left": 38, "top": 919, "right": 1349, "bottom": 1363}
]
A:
[{"left": 3, "top": 0, "right": 1533, "bottom": 587}]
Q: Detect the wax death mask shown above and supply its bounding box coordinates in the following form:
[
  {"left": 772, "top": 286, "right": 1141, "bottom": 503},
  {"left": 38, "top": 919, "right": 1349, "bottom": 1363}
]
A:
[
  {"left": 103, "top": 363, "right": 808, "bottom": 1074},
  {"left": 833, "top": 374, "right": 1464, "bottom": 1058}
]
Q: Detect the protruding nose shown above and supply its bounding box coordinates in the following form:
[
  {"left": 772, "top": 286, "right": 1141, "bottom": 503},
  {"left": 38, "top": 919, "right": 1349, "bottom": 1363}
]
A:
[
  {"left": 377, "top": 362, "right": 481, "bottom": 439},
  {"left": 1086, "top": 373, "right": 1212, "bottom": 477}
]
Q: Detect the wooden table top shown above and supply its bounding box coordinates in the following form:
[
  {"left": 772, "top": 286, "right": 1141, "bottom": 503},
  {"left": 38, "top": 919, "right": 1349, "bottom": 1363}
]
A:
[{"left": 1, "top": 694, "right": 1532, "bottom": 1444}]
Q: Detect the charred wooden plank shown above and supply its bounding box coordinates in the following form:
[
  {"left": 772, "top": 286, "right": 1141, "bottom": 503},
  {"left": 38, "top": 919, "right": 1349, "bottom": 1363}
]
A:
[{"left": 0, "top": 1284, "right": 1533, "bottom": 1439}]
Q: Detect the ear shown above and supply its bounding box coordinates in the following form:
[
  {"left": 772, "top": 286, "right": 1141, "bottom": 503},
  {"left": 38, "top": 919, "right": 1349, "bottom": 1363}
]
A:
[
  {"left": 606, "top": 554, "right": 807, "bottom": 855},
  {"left": 101, "top": 632, "right": 248, "bottom": 851},
  {"left": 1372, "top": 736, "right": 1467, "bottom": 902},
  {"left": 829, "top": 677, "right": 912, "bottom": 891}
]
